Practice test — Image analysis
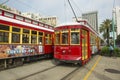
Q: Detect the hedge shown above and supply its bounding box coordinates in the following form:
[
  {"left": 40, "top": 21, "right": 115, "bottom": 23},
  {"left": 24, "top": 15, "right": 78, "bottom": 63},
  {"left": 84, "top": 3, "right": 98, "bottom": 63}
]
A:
[{"left": 100, "top": 46, "right": 120, "bottom": 57}]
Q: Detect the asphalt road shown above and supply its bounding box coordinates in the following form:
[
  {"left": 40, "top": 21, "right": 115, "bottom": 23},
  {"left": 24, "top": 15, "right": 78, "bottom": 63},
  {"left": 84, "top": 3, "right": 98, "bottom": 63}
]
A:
[{"left": 0, "top": 55, "right": 120, "bottom": 80}]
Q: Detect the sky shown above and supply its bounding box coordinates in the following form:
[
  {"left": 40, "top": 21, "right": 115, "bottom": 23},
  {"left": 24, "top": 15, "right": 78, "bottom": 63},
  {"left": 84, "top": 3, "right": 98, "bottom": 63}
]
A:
[{"left": 0, "top": 0, "right": 120, "bottom": 26}]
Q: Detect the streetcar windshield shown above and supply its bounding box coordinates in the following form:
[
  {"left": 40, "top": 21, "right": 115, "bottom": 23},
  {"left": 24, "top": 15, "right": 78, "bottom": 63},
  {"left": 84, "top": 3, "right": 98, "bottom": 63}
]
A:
[
  {"left": 55, "top": 31, "right": 60, "bottom": 44},
  {"left": 55, "top": 30, "right": 69, "bottom": 45},
  {"left": 71, "top": 29, "right": 80, "bottom": 44},
  {"left": 61, "top": 30, "right": 68, "bottom": 44}
]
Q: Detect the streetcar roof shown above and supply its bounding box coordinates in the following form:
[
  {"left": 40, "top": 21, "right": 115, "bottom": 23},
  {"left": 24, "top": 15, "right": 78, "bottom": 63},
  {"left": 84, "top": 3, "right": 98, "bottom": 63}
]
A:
[
  {"left": 0, "top": 16, "right": 54, "bottom": 32},
  {"left": 56, "top": 22, "right": 83, "bottom": 27},
  {"left": 56, "top": 22, "right": 102, "bottom": 39}
]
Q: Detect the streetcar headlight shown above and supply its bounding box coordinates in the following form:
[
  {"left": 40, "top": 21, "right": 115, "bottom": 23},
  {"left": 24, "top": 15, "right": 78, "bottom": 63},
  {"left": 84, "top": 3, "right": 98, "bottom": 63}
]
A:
[{"left": 62, "top": 50, "right": 66, "bottom": 54}]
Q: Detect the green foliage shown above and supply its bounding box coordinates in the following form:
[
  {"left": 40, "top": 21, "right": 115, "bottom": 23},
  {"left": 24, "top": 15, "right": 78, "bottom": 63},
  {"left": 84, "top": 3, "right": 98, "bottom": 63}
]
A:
[
  {"left": 99, "top": 19, "right": 112, "bottom": 45},
  {"left": 101, "top": 46, "right": 110, "bottom": 56},
  {"left": 116, "top": 34, "right": 120, "bottom": 45},
  {"left": 100, "top": 46, "right": 120, "bottom": 57},
  {"left": 114, "top": 47, "right": 120, "bottom": 57}
]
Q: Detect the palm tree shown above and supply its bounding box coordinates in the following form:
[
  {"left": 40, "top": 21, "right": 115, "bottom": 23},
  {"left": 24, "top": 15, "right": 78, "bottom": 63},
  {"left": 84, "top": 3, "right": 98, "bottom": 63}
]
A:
[{"left": 99, "top": 19, "right": 112, "bottom": 45}]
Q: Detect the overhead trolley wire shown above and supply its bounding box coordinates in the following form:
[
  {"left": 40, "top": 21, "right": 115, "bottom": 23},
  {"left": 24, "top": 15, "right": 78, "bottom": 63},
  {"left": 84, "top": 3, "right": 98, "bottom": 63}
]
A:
[
  {"left": 14, "top": 0, "right": 46, "bottom": 16},
  {"left": 0, "top": 0, "right": 9, "bottom": 5}
]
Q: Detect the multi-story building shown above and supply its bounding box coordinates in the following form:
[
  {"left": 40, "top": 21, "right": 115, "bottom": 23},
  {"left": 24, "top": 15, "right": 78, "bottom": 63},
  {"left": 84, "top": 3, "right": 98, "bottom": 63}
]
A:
[
  {"left": 0, "top": 5, "right": 57, "bottom": 27},
  {"left": 82, "top": 11, "right": 98, "bottom": 32},
  {"left": 0, "top": 4, "right": 21, "bottom": 14},
  {"left": 22, "top": 13, "right": 57, "bottom": 27},
  {"left": 21, "top": 12, "right": 41, "bottom": 21},
  {"left": 113, "top": 6, "right": 120, "bottom": 35},
  {"left": 39, "top": 16, "right": 57, "bottom": 27}
]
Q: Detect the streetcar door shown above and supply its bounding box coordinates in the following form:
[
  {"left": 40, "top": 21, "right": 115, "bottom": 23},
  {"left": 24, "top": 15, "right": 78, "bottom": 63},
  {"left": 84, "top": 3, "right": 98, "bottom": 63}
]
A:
[{"left": 81, "top": 30, "right": 88, "bottom": 60}]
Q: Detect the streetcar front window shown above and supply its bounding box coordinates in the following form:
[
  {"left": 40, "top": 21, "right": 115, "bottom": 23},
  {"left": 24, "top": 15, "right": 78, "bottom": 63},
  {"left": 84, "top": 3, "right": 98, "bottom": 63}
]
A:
[
  {"left": 62, "top": 30, "right": 68, "bottom": 44},
  {"left": 71, "top": 29, "right": 80, "bottom": 44},
  {"left": 55, "top": 32, "right": 60, "bottom": 44}
]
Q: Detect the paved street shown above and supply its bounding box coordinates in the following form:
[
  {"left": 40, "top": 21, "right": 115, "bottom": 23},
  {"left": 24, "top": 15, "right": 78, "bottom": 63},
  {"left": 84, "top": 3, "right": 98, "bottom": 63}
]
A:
[{"left": 0, "top": 55, "right": 120, "bottom": 80}]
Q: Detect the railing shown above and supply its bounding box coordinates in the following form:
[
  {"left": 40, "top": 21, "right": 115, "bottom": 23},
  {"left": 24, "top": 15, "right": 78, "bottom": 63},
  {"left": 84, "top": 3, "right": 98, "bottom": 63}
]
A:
[{"left": 0, "top": 8, "right": 54, "bottom": 29}]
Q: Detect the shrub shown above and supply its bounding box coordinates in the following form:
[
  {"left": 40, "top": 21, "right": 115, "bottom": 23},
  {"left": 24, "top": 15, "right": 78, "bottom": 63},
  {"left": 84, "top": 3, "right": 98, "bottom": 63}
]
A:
[
  {"left": 100, "top": 46, "right": 120, "bottom": 57},
  {"left": 114, "top": 47, "right": 120, "bottom": 57},
  {"left": 100, "top": 46, "right": 110, "bottom": 56}
]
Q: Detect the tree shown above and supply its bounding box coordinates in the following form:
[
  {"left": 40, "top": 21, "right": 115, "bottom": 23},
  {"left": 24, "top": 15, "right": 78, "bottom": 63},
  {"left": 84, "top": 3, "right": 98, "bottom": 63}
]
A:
[
  {"left": 99, "top": 19, "right": 112, "bottom": 45},
  {"left": 116, "top": 34, "right": 120, "bottom": 46}
]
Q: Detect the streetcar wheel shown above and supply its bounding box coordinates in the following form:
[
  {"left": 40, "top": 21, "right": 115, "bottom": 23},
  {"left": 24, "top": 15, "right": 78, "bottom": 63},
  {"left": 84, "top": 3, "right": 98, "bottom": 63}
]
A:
[{"left": 52, "top": 59, "right": 61, "bottom": 65}]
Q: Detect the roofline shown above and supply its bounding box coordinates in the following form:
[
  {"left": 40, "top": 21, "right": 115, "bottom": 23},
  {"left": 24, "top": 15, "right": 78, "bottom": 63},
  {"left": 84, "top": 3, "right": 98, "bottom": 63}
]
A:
[{"left": 0, "top": 16, "right": 54, "bottom": 32}]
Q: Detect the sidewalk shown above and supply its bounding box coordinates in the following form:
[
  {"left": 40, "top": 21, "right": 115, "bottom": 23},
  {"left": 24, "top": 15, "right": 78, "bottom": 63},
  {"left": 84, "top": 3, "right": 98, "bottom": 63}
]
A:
[{"left": 88, "top": 56, "right": 120, "bottom": 80}]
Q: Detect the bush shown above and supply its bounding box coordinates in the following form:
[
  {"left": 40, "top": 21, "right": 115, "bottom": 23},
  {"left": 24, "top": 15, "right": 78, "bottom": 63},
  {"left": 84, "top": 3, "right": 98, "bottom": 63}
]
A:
[
  {"left": 100, "top": 46, "right": 120, "bottom": 57},
  {"left": 100, "top": 46, "right": 110, "bottom": 56},
  {"left": 114, "top": 47, "right": 120, "bottom": 57}
]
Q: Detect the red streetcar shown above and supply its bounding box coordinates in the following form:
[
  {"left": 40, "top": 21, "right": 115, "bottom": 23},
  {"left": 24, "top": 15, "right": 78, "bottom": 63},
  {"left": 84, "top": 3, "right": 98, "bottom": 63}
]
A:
[
  {"left": 54, "top": 21, "right": 101, "bottom": 65},
  {"left": 0, "top": 8, "right": 54, "bottom": 69}
]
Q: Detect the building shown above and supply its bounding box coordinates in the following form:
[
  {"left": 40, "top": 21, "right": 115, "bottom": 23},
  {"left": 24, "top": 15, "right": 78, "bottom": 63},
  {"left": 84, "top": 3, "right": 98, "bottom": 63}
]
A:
[
  {"left": 39, "top": 16, "right": 57, "bottom": 27},
  {"left": 22, "top": 13, "right": 57, "bottom": 27},
  {"left": 72, "top": 17, "right": 82, "bottom": 22},
  {"left": 82, "top": 11, "right": 98, "bottom": 32},
  {"left": 0, "top": 4, "right": 21, "bottom": 14},
  {"left": 113, "top": 6, "right": 120, "bottom": 35},
  {"left": 22, "top": 12, "right": 41, "bottom": 21}
]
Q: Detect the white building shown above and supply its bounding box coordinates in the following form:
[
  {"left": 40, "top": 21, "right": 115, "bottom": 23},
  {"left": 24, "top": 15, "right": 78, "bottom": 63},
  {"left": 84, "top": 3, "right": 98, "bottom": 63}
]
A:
[
  {"left": 82, "top": 11, "right": 98, "bottom": 32},
  {"left": 21, "top": 12, "right": 41, "bottom": 21},
  {"left": 39, "top": 16, "right": 57, "bottom": 26},
  {"left": 113, "top": 6, "right": 120, "bottom": 35},
  {"left": 22, "top": 12, "right": 57, "bottom": 26}
]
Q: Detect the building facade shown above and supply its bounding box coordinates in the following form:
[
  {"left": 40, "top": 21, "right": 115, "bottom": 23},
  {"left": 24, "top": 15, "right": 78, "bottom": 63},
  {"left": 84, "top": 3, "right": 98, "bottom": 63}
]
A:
[
  {"left": 22, "top": 13, "right": 57, "bottom": 27},
  {"left": 39, "top": 16, "right": 57, "bottom": 27},
  {"left": 82, "top": 11, "right": 98, "bottom": 32},
  {"left": 113, "top": 6, "right": 120, "bottom": 35}
]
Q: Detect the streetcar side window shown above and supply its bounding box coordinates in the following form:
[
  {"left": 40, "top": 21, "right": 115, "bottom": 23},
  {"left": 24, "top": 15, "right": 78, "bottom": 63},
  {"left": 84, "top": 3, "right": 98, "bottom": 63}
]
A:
[
  {"left": 61, "top": 30, "right": 68, "bottom": 44},
  {"left": 45, "top": 34, "right": 52, "bottom": 44},
  {"left": 55, "top": 31, "right": 60, "bottom": 44},
  {"left": 39, "top": 32, "right": 43, "bottom": 44},
  {"left": 0, "top": 24, "right": 9, "bottom": 43},
  {"left": 71, "top": 29, "right": 80, "bottom": 44},
  {"left": 22, "top": 29, "right": 30, "bottom": 43},
  {"left": 12, "top": 27, "right": 20, "bottom": 43},
  {"left": 31, "top": 30, "right": 37, "bottom": 44}
]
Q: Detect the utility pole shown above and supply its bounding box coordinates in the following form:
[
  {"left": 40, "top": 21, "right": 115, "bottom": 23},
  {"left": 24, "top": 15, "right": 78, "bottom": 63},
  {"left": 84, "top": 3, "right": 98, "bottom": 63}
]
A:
[{"left": 112, "top": 0, "right": 116, "bottom": 48}]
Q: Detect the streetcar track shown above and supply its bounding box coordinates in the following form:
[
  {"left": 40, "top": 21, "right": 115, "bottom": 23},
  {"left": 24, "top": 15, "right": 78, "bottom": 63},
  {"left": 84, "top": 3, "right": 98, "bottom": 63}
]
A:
[
  {"left": 61, "top": 67, "right": 80, "bottom": 80},
  {"left": 17, "top": 65, "right": 57, "bottom": 80}
]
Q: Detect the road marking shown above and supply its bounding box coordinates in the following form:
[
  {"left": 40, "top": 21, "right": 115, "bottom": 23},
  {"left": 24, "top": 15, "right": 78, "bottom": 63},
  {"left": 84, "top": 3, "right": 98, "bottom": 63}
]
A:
[{"left": 83, "top": 55, "right": 102, "bottom": 80}]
